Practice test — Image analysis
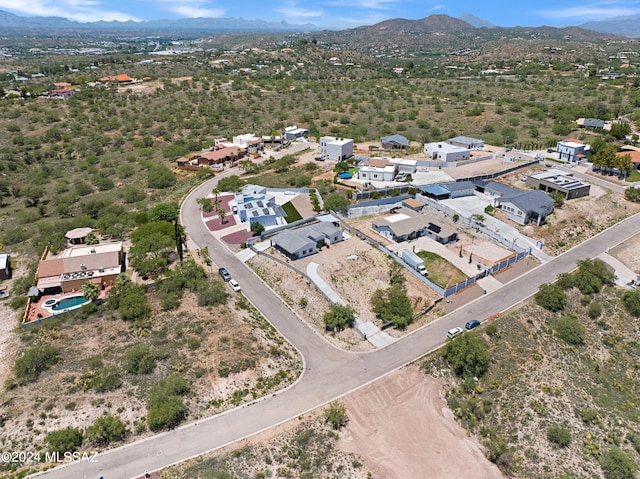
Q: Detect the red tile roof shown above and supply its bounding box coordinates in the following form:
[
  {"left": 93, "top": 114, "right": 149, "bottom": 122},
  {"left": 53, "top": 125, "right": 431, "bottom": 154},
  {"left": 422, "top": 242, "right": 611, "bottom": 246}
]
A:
[{"left": 618, "top": 150, "right": 640, "bottom": 164}]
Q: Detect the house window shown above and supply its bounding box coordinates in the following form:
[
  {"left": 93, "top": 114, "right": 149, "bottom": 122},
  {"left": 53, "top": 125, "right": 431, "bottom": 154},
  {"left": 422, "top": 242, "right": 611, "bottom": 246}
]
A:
[{"left": 374, "top": 174, "right": 378, "bottom": 178}]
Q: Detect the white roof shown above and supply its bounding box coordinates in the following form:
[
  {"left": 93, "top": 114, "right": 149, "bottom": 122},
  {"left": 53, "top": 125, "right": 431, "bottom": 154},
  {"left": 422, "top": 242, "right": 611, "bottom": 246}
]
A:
[
  {"left": 359, "top": 165, "right": 396, "bottom": 173},
  {"left": 62, "top": 242, "right": 123, "bottom": 258},
  {"left": 424, "top": 142, "right": 470, "bottom": 154},
  {"left": 0, "top": 254, "right": 8, "bottom": 269},
  {"left": 558, "top": 140, "right": 584, "bottom": 148}
]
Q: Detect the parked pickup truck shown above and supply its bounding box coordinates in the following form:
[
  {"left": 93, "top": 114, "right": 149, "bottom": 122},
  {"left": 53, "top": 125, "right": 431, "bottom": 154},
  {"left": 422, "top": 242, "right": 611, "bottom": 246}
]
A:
[{"left": 401, "top": 250, "right": 428, "bottom": 276}]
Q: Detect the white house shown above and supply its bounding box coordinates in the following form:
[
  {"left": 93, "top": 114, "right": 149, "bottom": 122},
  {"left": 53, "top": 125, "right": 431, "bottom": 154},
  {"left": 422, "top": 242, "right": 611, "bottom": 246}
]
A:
[
  {"left": 232, "top": 133, "right": 262, "bottom": 149},
  {"left": 233, "top": 185, "right": 285, "bottom": 227},
  {"left": 318, "top": 136, "right": 353, "bottom": 161},
  {"left": 389, "top": 158, "right": 417, "bottom": 175},
  {"left": 556, "top": 139, "right": 589, "bottom": 163},
  {"left": 284, "top": 126, "right": 309, "bottom": 140},
  {"left": 424, "top": 142, "right": 471, "bottom": 162},
  {"left": 358, "top": 158, "right": 397, "bottom": 181}
]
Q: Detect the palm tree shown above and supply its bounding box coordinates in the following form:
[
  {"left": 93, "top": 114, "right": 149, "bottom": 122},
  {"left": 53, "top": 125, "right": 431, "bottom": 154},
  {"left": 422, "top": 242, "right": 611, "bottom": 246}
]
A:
[
  {"left": 218, "top": 208, "right": 226, "bottom": 224},
  {"left": 82, "top": 281, "right": 100, "bottom": 302}
]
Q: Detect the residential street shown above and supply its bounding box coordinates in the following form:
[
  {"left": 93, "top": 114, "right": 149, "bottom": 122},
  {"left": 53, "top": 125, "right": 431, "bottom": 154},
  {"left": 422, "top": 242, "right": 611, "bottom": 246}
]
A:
[{"left": 33, "top": 174, "right": 640, "bottom": 479}]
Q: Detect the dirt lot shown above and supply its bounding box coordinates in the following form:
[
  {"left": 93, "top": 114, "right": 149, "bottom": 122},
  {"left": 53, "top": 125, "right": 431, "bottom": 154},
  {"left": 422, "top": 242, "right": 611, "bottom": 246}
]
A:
[
  {"left": 249, "top": 234, "right": 442, "bottom": 350},
  {"left": 609, "top": 232, "right": 640, "bottom": 272},
  {"left": 338, "top": 366, "right": 505, "bottom": 479}
]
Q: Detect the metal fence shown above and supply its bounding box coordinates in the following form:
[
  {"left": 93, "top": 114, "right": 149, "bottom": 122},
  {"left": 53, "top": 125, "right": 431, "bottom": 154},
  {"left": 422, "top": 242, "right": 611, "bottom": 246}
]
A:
[{"left": 442, "top": 249, "right": 530, "bottom": 297}]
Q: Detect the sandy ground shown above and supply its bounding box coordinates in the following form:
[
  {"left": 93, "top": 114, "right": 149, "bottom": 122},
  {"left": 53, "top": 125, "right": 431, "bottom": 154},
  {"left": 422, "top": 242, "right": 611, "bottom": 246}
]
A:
[{"left": 338, "top": 367, "right": 506, "bottom": 479}]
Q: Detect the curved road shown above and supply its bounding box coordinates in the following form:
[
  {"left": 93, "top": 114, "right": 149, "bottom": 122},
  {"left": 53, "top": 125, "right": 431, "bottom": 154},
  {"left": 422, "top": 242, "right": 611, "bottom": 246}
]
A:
[{"left": 35, "top": 175, "right": 640, "bottom": 479}]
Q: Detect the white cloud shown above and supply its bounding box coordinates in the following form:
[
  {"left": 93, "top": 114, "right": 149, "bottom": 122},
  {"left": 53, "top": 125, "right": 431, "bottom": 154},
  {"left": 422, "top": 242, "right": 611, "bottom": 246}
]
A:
[
  {"left": 155, "top": 0, "right": 224, "bottom": 18},
  {"left": 536, "top": 1, "right": 640, "bottom": 21},
  {"left": 275, "top": 7, "right": 323, "bottom": 19},
  {"left": 325, "top": 0, "right": 397, "bottom": 10},
  {"left": 336, "top": 12, "right": 391, "bottom": 26},
  {"left": 0, "top": 0, "right": 139, "bottom": 21}
]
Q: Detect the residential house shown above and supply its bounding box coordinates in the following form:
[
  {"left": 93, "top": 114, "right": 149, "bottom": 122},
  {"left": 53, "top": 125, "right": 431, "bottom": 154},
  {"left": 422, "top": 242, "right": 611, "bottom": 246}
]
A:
[
  {"left": 284, "top": 126, "right": 309, "bottom": 140},
  {"left": 526, "top": 170, "right": 591, "bottom": 199},
  {"left": 556, "top": 139, "right": 589, "bottom": 163},
  {"left": 271, "top": 223, "right": 343, "bottom": 260},
  {"left": 485, "top": 182, "right": 554, "bottom": 225},
  {"left": 318, "top": 136, "right": 354, "bottom": 161},
  {"left": 232, "top": 134, "right": 264, "bottom": 154},
  {"left": 617, "top": 148, "right": 640, "bottom": 170},
  {"left": 418, "top": 181, "right": 475, "bottom": 200},
  {"left": 35, "top": 243, "right": 125, "bottom": 294},
  {"left": 177, "top": 145, "right": 245, "bottom": 170},
  {"left": 358, "top": 158, "right": 397, "bottom": 182},
  {"left": 424, "top": 142, "right": 471, "bottom": 162},
  {"left": 389, "top": 158, "right": 417, "bottom": 175},
  {"left": 447, "top": 136, "right": 484, "bottom": 149},
  {"left": 0, "top": 254, "right": 11, "bottom": 280},
  {"left": 49, "top": 88, "right": 75, "bottom": 99},
  {"left": 371, "top": 207, "right": 458, "bottom": 244},
  {"left": 233, "top": 185, "right": 285, "bottom": 227},
  {"left": 381, "top": 134, "right": 409, "bottom": 150},
  {"left": 580, "top": 118, "right": 605, "bottom": 129}
]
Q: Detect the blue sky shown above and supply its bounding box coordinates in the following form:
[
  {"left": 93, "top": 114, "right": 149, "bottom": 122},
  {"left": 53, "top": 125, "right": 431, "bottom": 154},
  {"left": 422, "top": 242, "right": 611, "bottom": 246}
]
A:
[{"left": 0, "top": 0, "right": 639, "bottom": 29}]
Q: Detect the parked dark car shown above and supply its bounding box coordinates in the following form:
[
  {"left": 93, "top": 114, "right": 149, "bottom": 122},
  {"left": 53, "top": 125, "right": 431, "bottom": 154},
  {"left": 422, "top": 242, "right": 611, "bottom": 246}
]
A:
[
  {"left": 465, "top": 319, "right": 481, "bottom": 330},
  {"left": 218, "top": 267, "right": 231, "bottom": 282}
]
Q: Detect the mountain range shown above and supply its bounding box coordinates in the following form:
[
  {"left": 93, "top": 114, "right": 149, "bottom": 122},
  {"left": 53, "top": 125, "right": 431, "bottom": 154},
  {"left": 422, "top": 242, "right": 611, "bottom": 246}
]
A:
[
  {"left": 0, "top": 10, "right": 321, "bottom": 34},
  {"left": 0, "top": 8, "right": 638, "bottom": 38}
]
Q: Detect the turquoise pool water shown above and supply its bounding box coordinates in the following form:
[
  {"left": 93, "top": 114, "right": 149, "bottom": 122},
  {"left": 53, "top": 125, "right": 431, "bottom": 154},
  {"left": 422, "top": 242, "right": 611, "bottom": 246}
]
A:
[{"left": 52, "top": 295, "right": 88, "bottom": 311}]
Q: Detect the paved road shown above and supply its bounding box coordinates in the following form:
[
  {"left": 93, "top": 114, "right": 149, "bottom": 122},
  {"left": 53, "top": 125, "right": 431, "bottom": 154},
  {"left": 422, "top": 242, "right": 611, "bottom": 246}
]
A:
[{"left": 34, "top": 175, "right": 640, "bottom": 479}]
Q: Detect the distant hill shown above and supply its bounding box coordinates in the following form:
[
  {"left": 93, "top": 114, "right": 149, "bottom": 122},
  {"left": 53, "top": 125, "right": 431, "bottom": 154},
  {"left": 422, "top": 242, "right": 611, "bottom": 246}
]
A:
[
  {"left": 580, "top": 14, "right": 640, "bottom": 38},
  {"left": 313, "top": 14, "right": 618, "bottom": 53},
  {"left": 0, "top": 9, "right": 320, "bottom": 35},
  {"left": 457, "top": 13, "right": 495, "bottom": 29}
]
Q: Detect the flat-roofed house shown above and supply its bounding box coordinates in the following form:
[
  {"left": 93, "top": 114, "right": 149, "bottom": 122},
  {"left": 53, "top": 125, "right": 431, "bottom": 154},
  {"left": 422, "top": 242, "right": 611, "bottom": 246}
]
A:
[
  {"left": 424, "top": 142, "right": 471, "bottom": 162},
  {"left": 556, "top": 139, "right": 589, "bottom": 163},
  {"left": 526, "top": 170, "right": 591, "bottom": 199},
  {"left": 318, "top": 136, "right": 354, "bottom": 161}
]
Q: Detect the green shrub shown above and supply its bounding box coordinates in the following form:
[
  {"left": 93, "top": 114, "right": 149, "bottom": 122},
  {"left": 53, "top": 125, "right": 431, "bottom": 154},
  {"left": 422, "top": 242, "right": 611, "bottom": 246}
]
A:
[
  {"left": 601, "top": 447, "right": 637, "bottom": 479},
  {"left": 45, "top": 427, "right": 83, "bottom": 453},
  {"left": 554, "top": 314, "right": 586, "bottom": 345},
  {"left": 443, "top": 333, "right": 490, "bottom": 379},
  {"left": 124, "top": 343, "right": 160, "bottom": 375},
  {"left": 323, "top": 304, "right": 355, "bottom": 332},
  {"left": 324, "top": 401, "right": 348, "bottom": 430},
  {"left": 622, "top": 289, "right": 640, "bottom": 317},
  {"left": 587, "top": 302, "right": 602, "bottom": 319},
  {"left": 85, "top": 415, "right": 126, "bottom": 446},
  {"left": 147, "top": 396, "right": 187, "bottom": 431},
  {"left": 485, "top": 323, "right": 499, "bottom": 337},
  {"left": 535, "top": 283, "right": 566, "bottom": 311},
  {"left": 197, "top": 280, "right": 229, "bottom": 307},
  {"left": 14, "top": 344, "right": 60, "bottom": 384},
  {"left": 90, "top": 367, "right": 123, "bottom": 392},
  {"left": 547, "top": 424, "right": 572, "bottom": 448}
]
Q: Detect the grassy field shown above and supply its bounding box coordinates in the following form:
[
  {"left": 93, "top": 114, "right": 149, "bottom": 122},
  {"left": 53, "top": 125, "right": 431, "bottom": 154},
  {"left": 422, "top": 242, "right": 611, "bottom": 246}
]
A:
[{"left": 416, "top": 250, "right": 468, "bottom": 288}]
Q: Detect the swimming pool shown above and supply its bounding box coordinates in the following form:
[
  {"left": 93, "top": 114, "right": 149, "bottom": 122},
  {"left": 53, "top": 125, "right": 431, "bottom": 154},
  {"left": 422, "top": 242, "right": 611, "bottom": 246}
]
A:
[{"left": 51, "top": 295, "right": 88, "bottom": 311}]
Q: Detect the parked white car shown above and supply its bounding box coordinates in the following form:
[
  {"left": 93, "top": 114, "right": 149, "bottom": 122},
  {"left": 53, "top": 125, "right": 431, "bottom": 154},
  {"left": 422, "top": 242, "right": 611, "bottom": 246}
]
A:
[
  {"left": 229, "top": 279, "right": 241, "bottom": 292},
  {"left": 446, "top": 327, "right": 464, "bottom": 339}
]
